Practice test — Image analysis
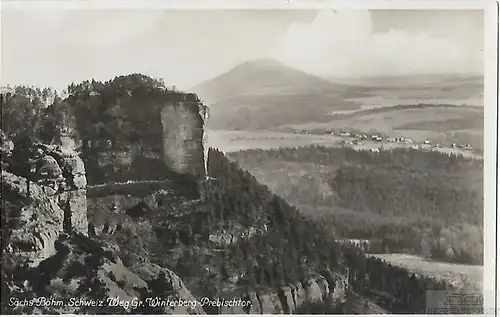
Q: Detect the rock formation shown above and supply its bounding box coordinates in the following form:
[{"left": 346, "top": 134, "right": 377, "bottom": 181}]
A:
[
  {"left": 2, "top": 171, "right": 65, "bottom": 267},
  {"left": 4, "top": 234, "right": 206, "bottom": 315},
  {"left": 1, "top": 133, "right": 206, "bottom": 314},
  {"left": 84, "top": 177, "right": 351, "bottom": 314},
  {"left": 161, "top": 97, "right": 206, "bottom": 180},
  {"left": 79, "top": 91, "right": 208, "bottom": 185},
  {"left": 85, "top": 182, "right": 349, "bottom": 314},
  {"left": 219, "top": 274, "right": 348, "bottom": 314},
  {"left": 5, "top": 137, "right": 88, "bottom": 236}
]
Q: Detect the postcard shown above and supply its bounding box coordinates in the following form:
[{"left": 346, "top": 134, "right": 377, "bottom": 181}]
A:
[{"left": 1, "top": 0, "right": 497, "bottom": 315}]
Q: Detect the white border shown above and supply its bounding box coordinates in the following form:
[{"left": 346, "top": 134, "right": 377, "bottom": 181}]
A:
[
  {"left": 0, "top": 0, "right": 494, "bottom": 11},
  {"left": 484, "top": 2, "right": 498, "bottom": 317},
  {"left": 1, "top": 1, "right": 497, "bottom": 317}
]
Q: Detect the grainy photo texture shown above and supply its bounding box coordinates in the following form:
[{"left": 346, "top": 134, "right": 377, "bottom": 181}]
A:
[{"left": 0, "top": 2, "right": 495, "bottom": 315}]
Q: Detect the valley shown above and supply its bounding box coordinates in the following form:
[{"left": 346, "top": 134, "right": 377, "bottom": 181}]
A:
[
  {"left": 368, "top": 254, "right": 482, "bottom": 292},
  {"left": 208, "top": 128, "right": 481, "bottom": 159}
]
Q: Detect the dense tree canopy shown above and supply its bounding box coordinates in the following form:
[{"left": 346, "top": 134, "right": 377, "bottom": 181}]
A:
[{"left": 228, "top": 146, "right": 483, "bottom": 265}]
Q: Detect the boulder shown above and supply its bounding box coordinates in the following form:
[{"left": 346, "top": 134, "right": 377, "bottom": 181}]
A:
[{"left": 37, "top": 155, "right": 63, "bottom": 178}]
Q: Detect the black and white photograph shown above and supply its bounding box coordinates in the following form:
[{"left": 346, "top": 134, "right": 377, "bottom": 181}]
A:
[{"left": 0, "top": 0, "right": 497, "bottom": 315}]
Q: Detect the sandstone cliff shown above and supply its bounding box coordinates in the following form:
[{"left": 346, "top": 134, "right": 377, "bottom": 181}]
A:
[
  {"left": 161, "top": 99, "right": 206, "bottom": 178},
  {"left": 61, "top": 76, "right": 208, "bottom": 184},
  {"left": 3, "top": 135, "right": 89, "bottom": 262},
  {"left": 1, "top": 134, "right": 206, "bottom": 314},
  {"left": 220, "top": 273, "right": 348, "bottom": 314}
]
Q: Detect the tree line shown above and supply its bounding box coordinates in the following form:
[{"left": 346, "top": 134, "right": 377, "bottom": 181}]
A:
[
  {"left": 342, "top": 243, "right": 464, "bottom": 314},
  {"left": 1, "top": 74, "right": 203, "bottom": 185}
]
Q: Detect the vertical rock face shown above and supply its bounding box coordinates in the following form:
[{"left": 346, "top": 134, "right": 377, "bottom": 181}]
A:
[
  {"left": 160, "top": 101, "right": 206, "bottom": 179},
  {"left": 304, "top": 278, "right": 324, "bottom": 303},
  {"left": 329, "top": 271, "right": 349, "bottom": 305},
  {"left": 217, "top": 272, "right": 348, "bottom": 314},
  {"left": 2, "top": 172, "right": 65, "bottom": 267},
  {"left": 50, "top": 150, "right": 89, "bottom": 234},
  {"left": 68, "top": 88, "right": 208, "bottom": 184},
  {"left": 242, "top": 292, "right": 262, "bottom": 314},
  {"left": 200, "top": 104, "right": 210, "bottom": 178},
  {"left": 259, "top": 293, "right": 284, "bottom": 314},
  {"left": 278, "top": 286, "right": 294, "bottom": 313},
  {"left": 1, "top": 133, "right": 89, "bottom": 267},
  {"left": 3, "top": 138, "right": 89, "bottom": 242}
]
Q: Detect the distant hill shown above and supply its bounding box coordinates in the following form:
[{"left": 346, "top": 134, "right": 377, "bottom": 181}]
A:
[
  {"left": 192, "top": 59, "right": 364, "bottom": 130},
  {"left": 325, "top": 73, "right": 484, "bottom": 89},
  {"left": 324, "top": 74, "right": 484, "bottom": 106}
]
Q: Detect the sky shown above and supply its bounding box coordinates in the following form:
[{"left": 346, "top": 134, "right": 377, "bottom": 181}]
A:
[{"left": 1, "top": 7, "right": 485, "bottom": 91}]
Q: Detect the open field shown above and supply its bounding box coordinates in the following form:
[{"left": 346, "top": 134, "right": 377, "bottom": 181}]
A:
[
  {"left": 208, "top": 130, "right": 342, "bottom": 152},
  {"left": 367, "top": 253, "right": 483, "bottom": 292},
  {"left": 207, "top": 129, "right": 482, "bottom": 159}
]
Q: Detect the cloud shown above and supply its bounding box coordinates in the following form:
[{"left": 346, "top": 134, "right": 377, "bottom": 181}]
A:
[
  {"left": 1, "top": 9, "right": 167, "bottom": 89},
  {"left": 270, "top": 10, "right": 483, "bottom": 77},
  {"left": 11, "top": 9, "right": 165, "bottom": 48}
]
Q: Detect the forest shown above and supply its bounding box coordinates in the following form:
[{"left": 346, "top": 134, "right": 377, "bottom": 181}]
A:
[
  {"left": 201, "top": 148, "right": 458, "bottom": 312},
  {"left": 227, "top": 146, "right": 484, "bottom": 265},
  {"left": 133, "top": 147, "right": 456, "bottom": 313},
  {"left": 1, "top": 74, "right": 181, "bottom": 143}
]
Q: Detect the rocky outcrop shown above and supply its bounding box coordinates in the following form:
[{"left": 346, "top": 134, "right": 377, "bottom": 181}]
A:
[
  {"left": 80, "top": 94, "right": 208, "bottom": 185},
  {"left": 259, "top": 292, "right": 284, "bottom": 314},
  {"left": 132, "top": 260, "right": 205, "bottom": 314},
  {"left": 49, "top": 148, "right": 88, "bottom": 234},
  {"left": 83, "top": 142, "right": 170, "bottom": 185},
  {"left": 5, "top": 137, "right": 88, "bottom": 236},
  {"left": 2, "top": 133, "right": 205, "bottom": 314},
  {"left": 219, "top": 273, "right": 348, "bottom": 314},
  {"left": 2, "top": 136, "right": 89, "bottom": 267},
  {"left": 1, "top": 129, "right": 14, "bottom": 159},
  {"left": 161, "top": 99, "right": 206, "bottom": 179},
  {"left": 2, "top": 171, "right": 65, "bottom": 267},
  {"left": 4, "top": 234, "right": 205, "bottom": 315},
  {"left": 328, "top": 271, "right": 349, "bottom": 305}
]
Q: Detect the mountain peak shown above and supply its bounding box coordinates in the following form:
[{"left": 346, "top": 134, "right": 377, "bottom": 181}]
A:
[
  {"left": 192, "top": 58, "right": 333, "bottom": 103},
  {"left": 232, "top": 58, "right": 289, "bottom": 70}
]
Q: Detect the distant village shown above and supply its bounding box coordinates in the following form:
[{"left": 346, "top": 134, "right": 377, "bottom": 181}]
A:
[{"left": 294, "top": 129, "right": 473, "bottom": 153}]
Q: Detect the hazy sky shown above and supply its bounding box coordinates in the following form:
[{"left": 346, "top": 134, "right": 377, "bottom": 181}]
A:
[{"left": 1, "top": 7, "right": 484, "bottom": 91}]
